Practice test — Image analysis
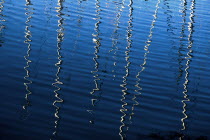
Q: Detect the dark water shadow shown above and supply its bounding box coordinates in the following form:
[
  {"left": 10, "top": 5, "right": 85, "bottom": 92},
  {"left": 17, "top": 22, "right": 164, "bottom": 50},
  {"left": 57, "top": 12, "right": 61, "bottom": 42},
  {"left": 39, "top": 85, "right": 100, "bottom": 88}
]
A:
[{"left": 121, "top": 0, "right": 161, "bottom": 140}]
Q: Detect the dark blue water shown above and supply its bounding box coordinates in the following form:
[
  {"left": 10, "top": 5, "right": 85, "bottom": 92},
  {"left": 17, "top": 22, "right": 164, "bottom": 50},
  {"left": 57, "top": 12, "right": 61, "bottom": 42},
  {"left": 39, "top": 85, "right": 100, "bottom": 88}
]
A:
[{"left": 0, "top": 0, "right": 210, "bottom": 139}]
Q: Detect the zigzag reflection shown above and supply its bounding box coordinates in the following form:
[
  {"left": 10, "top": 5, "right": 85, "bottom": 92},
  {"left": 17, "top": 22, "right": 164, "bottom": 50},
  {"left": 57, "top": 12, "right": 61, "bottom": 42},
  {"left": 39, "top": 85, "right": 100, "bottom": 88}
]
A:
[
  {"left": 87, "top": 0, "right": 102, "bottom": 124},
  {"left": 131, "top": 0, "right": 161, "bottom": 139},
  {"left": 52, "top": 0, "right": 64, "bottom": 138},
  {"left": 22, "top": 0, "right": 33, "bottom": 118},
  {"left": 181, "top": 0, "right": 195, "bottom": 135},
  {"left": 119, "top": 0, "right": 133, "bottom": 139},
  {"left": 109, "top": 0, "right": 125, "bottom": 79},
  {"left": 177, "top": 0, "right": 187, "bottom": 89}
]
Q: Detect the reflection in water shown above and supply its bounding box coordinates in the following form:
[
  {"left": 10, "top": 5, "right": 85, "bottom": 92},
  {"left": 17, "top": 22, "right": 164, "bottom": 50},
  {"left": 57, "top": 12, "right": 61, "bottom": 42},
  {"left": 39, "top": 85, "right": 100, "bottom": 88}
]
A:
[
  {"left": 177, "top": 0, "right": 187, "bottom": 89},
  {"left": 164, "top": 0, "right": 175, "bottom": 45},
  {"left": 0, "top": 0, "right": 5, "bottom": 47},
  {"left": 119, "top": 0, "right": 133, "bottom": 139},
  {"left": 133, "top": 0, "right": 161, "bottom": 139},
  {"left": 22, "top": 0, "right": 33, "bottom": 119},
  {"left": 52, "top": 0, "right": 64, "bottom": 138},
  {"left": 87, "top": 0, "right": 102, "bottom": 124},
  {"left": 180, "top": 0, "right": 195, "bottom": 136},
  {"left": 109, "top": 0, "right": 125, "bottom": 79}
]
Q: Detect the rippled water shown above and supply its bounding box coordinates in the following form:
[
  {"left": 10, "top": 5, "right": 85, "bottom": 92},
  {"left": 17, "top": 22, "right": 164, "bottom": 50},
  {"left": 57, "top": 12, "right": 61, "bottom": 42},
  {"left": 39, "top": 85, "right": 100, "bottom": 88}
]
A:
[{"left": 0, "top": 0, "right": 210, "bottom": 140}]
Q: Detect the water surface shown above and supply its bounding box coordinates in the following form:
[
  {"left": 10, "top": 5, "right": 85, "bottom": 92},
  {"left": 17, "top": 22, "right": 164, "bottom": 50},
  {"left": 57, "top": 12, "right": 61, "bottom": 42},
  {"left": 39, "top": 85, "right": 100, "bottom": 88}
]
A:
[{"left": 0, "top": 0, "right": 210, "bottom": 140}]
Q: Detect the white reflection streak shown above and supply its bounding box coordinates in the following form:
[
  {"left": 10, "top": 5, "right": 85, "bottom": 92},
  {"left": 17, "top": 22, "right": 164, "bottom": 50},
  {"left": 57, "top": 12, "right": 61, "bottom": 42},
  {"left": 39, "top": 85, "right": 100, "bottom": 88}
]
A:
[
  {"left": 133, "top": 0, "right": 161, "bottom": 137},
  {"left": 181, "top": 0, "right": 195, "bottom": 132},
  {"left": 52, "top": 0, "right": 64, "bottom": 138},
  {"left": 23, "top": 0, "right": 33, "bottom": 112},
  {"left": 87, "top": 0, "right": 101, "bottom": 124},
  {"left": 119, "top": 0, "right": 133, "bottom": 139}
]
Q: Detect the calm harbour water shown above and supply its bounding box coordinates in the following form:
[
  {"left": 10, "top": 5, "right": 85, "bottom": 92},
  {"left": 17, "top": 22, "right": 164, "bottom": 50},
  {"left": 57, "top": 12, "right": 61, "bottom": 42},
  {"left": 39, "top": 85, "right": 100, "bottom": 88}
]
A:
[{"left": 0, "top": 0, "right": 210, "bottom": 140}]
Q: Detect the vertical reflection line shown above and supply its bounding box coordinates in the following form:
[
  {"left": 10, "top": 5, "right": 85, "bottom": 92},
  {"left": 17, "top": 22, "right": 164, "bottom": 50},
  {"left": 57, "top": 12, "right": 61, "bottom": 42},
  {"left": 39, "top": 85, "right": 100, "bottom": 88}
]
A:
[
  {"left": 0, "top": 0, "right": 5, "bottom": 47},
  {"left": 52, "top": 0, "right": 64, "bottom": 138},
  {"left": 134, "top": 0, "right": 161, "bottom": 138},
  {"left": 23, "top": 0, "right": 33, "bottom": 115},
  {"left": 119, "top": 0, "right": 133, "bottom": 139},
  {"left": 109, "top": 0, "right": 125, "bottom": 79},
  {"left": 87, "top": 0, "right": 101, "bottom": 124},
  {"left": 181, "top": 0, "right": 195, "bottom": 134}
]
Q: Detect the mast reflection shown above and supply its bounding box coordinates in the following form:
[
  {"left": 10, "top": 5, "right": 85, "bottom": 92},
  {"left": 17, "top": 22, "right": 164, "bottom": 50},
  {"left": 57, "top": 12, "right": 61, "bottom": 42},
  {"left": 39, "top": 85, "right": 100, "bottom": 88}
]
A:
[
  {"left": 119, "top": 0, "right": 133, "bottom": 139},
  {"left": 22, "top": 0, "right": 33, "bottom": 119},
  {"left": 180, "top": 0, "right": 195, "bottom": 137},
  {"left": 87, "top": 0, "right": 102, "bottom": 124},
  {"left": 52, "top": 0, "right": 65, "bottom": 138}
]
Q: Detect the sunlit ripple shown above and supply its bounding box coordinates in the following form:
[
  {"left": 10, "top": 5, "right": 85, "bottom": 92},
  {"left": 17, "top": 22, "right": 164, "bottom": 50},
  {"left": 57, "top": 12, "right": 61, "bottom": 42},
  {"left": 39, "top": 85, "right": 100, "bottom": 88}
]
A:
[
  {"left": 51, "top": 0, "right": 65, "bottom": 138},
  {"left": 22, "top": 0, "right": 33, "bottom": 120},
  {"left": 87, "top": 0, "right": 102, "bottom": 124},
  {"left": 119, "top": 0, "right": 133, "bottom": 139},
  {"left": 180, "top": 0, "right": 196, "bottom": 139}
]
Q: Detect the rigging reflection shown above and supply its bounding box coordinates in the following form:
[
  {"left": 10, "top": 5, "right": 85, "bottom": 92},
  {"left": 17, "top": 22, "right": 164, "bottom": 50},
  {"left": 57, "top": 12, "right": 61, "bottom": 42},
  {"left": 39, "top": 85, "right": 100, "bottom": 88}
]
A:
[
  {"left": 180, "top": 0, "right": 195, "bottom": 139},
  {"left": 87, "top": 0, "right": 102, "bottom": 124},
  {"left": 109, "top": 0, "right": 125, "bottom": 79},
  {"left": 177, "top": 0, "right": 187, "bottom": 89},
  {"left": 132, "top": 0, "right": 161, "bottom": 139},
  {"left": 52, "top": 0, "right": 65, "bottom": 138},
  {"left": 119, "top": 0, "right": 133, "bottom": 139},
  {"left": 22, "top": 0, "right": 33, "bottom": 120},
  {"left": 0, "top": 0, "right": 5, "bottom": 47}
]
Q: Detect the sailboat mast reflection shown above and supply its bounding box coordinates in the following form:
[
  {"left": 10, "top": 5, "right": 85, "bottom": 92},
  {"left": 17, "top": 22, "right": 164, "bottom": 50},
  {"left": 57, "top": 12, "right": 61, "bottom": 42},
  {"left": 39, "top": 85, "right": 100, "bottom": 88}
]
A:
[
  {"left": 109, "top": 0, "right": 125, "bottom": 79},
  {"left": 52, "top": 0, "right": 64, "bottom": 138},
  {"left": 87, "top": 0, "right": 102, "bottom": 124},
  {"left": 119, "top": 0, "right": 133, "bottom": 139},
  {"left": 133, "top": 0, "right": 161, "bottom": 138},
  {"left": 181, "top": 0, "right": 195, "bottom": 134},
  {"left": 177, "top": 0, "right": 187, "bottom": 90},
  {"left": 23, "top": 0, "right": 33, "bottom": 115},
  {"left": 0, "top": 0, "right": 5, "bottom": 47}
]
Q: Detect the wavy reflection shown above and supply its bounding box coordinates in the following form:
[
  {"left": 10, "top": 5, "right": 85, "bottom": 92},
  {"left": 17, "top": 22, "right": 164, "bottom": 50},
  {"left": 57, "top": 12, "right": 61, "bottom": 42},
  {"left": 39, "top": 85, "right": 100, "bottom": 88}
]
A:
[
  {"left": 0, "top": 0, "right": 5, "bottom": 47},
  {"left": 109, "top": 0, "right": 125, "bottom": 79},
  {"left": 181, "top": 0, "right": 195, "bottom": 134},
  {"left": 177, "top": 0, "right": 187, "bottom": 89},
  {"left": 22, "top": 0, "right": 33, "bottom": 119},
  {"left": 52, "top": 0, "right": 64, "bottom": 138},
  {"left": 132, "top": 0, "right": 161, "bottom": 139},
  {"left": 119, "top": 0, "right": 133, "bottom": 139},
  {"left": 164, "top": 0, "right": 176, "bottom": 44},
  {"left": 87, "top": 0, "right": 102, "bottom": 124}
]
